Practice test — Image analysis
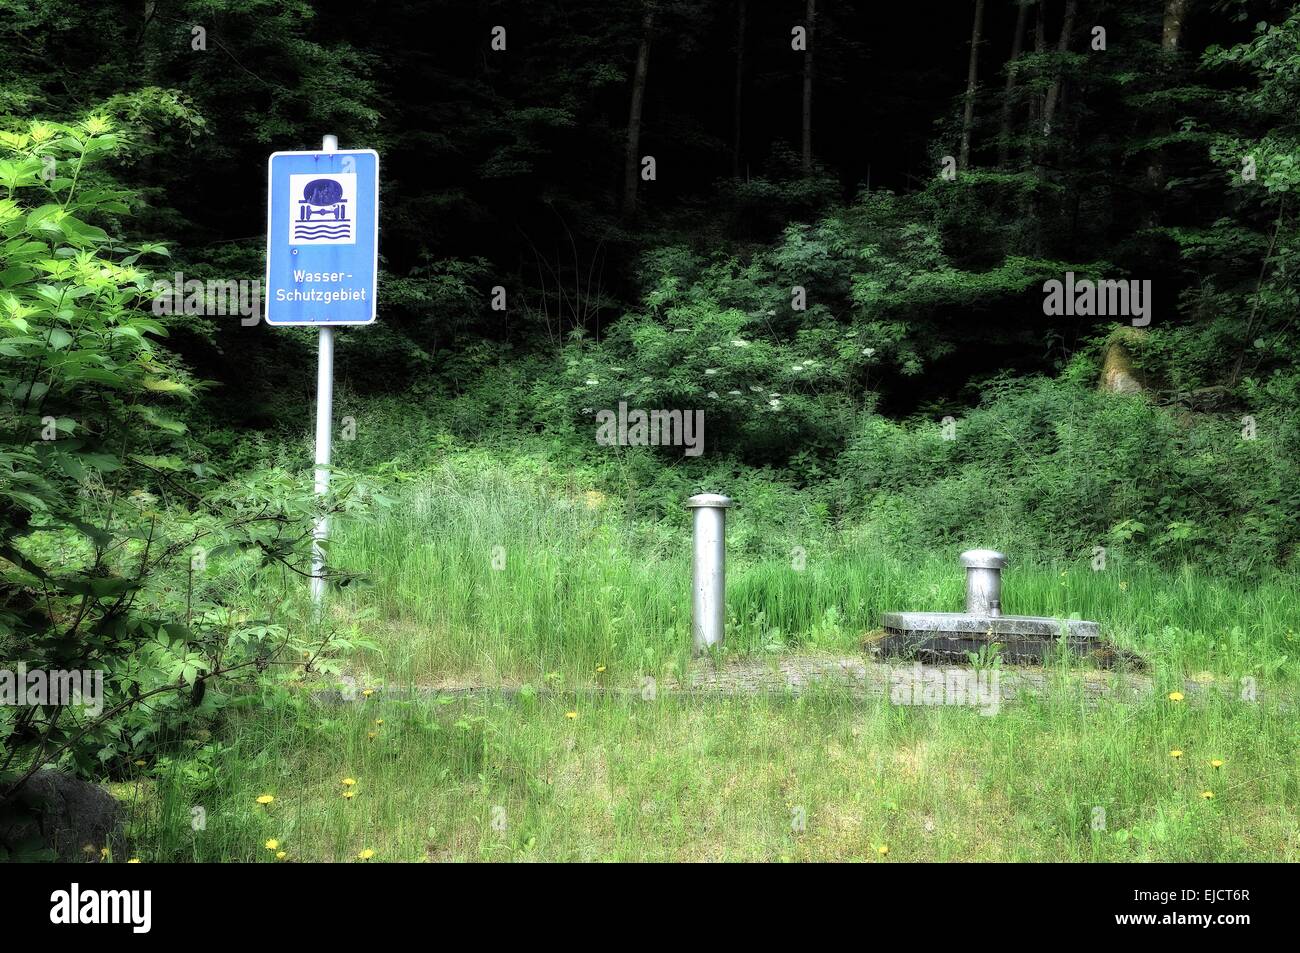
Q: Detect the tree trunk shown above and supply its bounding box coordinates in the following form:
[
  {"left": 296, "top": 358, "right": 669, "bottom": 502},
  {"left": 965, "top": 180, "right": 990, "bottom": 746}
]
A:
[
  {"left": 997, "top": 1, "right": 1031, "bottom": 168},
  {"left": 1162, "top": 0, "right": 1187, "bottom": 51},
  {"left": 622, "top": 7, "right": 655, "bottom": 218},
  {"left": 801, "top": 0, "right": 816, "bottom": 175},
  {"left": 732, "top": 0, "right": 747, "bottom": 179},
  {"left": 1041, "top": 0, "right": 1078, "bottom": 137},
  {"left": 1146, "top": 0, "right": 1187, "bottom": 214},
  {"left": 1029, "top": 4, "right": 1046, "bottom": 129},
  {"left": 135, "top": 2, "right": 162, "bottom": 194},
  {"left": 959, "top": 0, "right": 986, "bottom": 170},
  {"left": 1028, "top": 2, "right": 1049, "bottom": 255}
]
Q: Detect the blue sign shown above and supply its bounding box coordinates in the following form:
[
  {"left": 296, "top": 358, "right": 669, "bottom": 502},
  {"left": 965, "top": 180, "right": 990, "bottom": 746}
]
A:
[{"left": 264, "top": 149, "right": 379, "bottom": 325}]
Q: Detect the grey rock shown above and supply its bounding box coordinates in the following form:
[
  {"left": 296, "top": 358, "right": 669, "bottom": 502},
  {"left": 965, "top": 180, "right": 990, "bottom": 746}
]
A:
[{"left": 1, "top": 768, "right": 124, "bottom": 862}]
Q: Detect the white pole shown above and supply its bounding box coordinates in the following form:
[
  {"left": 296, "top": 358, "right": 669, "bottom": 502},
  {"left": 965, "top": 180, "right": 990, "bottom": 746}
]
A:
[
  {"left": 685, "top": 493, "right": 734, "bottom": 654},
  {"left": 311, "top": 134, "right": 339, "bottom": 606}
]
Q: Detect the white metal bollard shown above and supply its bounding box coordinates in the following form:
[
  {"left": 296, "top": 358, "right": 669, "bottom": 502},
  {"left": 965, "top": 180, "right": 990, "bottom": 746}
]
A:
[
  {"left": 685, "top": 494, "right": 734, "bottom": 654},
  {"left": 960, "top": 548, "right": 1007, "bottom": 617}
]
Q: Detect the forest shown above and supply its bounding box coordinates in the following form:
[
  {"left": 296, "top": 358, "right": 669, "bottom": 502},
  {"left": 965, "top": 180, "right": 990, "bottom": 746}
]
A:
[{"left": 0, "top": 0, "right": 1298, "bottom": 867}]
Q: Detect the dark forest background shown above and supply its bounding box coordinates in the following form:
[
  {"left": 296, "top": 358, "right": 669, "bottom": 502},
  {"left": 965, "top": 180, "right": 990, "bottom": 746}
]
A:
[{"left": 3, "top": 0, "right": 1300, "bottom": 567}]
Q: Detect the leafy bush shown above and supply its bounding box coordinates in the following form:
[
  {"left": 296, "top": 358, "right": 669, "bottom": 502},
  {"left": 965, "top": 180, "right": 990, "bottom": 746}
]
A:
[
  {"left": 0, "top": 117, "right": 362, "bottom": 823},
  {"left": 559, "top": 189, "right": 1082, "bottom": 469},
  {"left": 841, "top": 376, "right": 1298, "bottom": 570}
]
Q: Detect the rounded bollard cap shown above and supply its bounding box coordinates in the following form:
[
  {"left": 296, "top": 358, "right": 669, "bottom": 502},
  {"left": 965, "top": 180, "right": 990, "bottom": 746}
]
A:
[
  {"left": 960, "top": 548, "right": 1007, "bottom": 569},
  {"left": 684, "top": 493, "right": 735, "bottom": 509}
]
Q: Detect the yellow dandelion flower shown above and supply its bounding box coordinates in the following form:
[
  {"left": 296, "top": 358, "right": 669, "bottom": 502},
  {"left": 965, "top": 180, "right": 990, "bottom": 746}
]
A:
[
  {"left": 374, "top": 719, "right": 384, "bottom": 726},
  {"left": 1201, "top": 790, "right": 1215, "bottom": 799},
  {"left": 1170, "top": 749, "right": 1183, "bottom": 759},
  {"left": 877, "top": 844, "right": 890, "bottom": 856},
  {"left": 276, "top": 851, "right": 287, "bottom": 861},
  {"left": 256, "top": 794, "right": 275, "bottom": 805},
  {"left": 361, "top": 689, "right": 374, "bottom": 698},
  {"left": 342, "top": 790, "right": 356, "bottom": 800},
  {"left": 265, "top": 839, "right": 280, "bottom": 851},
  {"left": 596, "top": 665, "right": 606, "bottom": 673},
  {"left": 127, "top": 858, "right": 141, "bottom": 864},
  {"left": 357, "top": 848, "right": 375, "bottom": 861},
  {"left": 1210, "top": 759, "right": 1224, "bottom": 770},
  {"left": 1168, "top": 691, "right": 1184, "bottom": 702},
  {"left": 367, "top": 731, "right": 377, "bottom": 740},
  {"left": 342, "top": 777, "right": 356, "bottom": 787},
  {"left": 565, "top": 711, "right": 577, "bottom": 719}
]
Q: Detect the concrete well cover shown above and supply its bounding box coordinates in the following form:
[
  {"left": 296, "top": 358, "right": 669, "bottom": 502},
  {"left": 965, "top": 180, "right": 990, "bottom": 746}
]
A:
[{"left": 881, "top": 612, "right": 1099, "bottom": 641}]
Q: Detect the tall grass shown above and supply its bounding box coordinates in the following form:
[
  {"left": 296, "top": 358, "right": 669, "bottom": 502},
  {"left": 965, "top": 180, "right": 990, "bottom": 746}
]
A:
[{"left": 325, "top": 457, "right": 1300, "bottom": 684}]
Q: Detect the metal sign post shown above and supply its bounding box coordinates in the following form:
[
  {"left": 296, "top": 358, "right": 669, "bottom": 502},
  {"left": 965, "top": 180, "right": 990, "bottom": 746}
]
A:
[
  {"left": 311, "top": 134, "right": 338, "bottom": 605},
  {"left": 264, "top": 134, "right": 380, "bottom": 606}
]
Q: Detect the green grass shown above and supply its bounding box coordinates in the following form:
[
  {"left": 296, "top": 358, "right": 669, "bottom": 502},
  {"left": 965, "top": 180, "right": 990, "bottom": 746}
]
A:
[
  {"left": 118, "top": 453, "right": 1300, "bottom": 862},
  {"left": 124, "top": 688, "right": 1298, "bottom": 862},
  {"left": 329, "top": 459, "right": 1300, "bottom": 685}
]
